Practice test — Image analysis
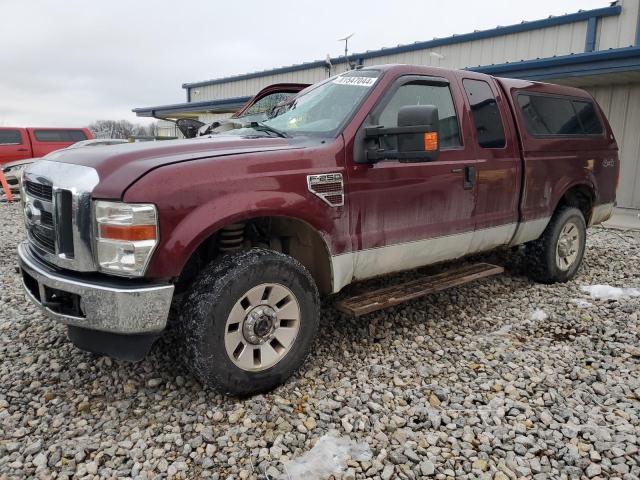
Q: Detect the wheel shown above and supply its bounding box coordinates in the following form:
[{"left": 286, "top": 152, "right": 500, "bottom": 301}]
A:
[
  {"left": 179, "top": 248, "right": 319, "bottom": 396},
  {"left": 525, "top": 206, "right": 587, "bottom": 283}
]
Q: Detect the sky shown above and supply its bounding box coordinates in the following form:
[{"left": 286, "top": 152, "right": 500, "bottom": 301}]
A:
[{"left": 0, "top": 0, "right": 610, "bottom": 127}]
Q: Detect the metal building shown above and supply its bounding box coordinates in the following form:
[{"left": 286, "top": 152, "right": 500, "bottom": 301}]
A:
[{"left": 134, "top": 0, "right": 640, "bottom": 209}]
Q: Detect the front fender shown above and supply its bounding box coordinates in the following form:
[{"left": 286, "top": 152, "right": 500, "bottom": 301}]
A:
[{"left": 122, "top": 152, "right": 347, "bottom": 280}]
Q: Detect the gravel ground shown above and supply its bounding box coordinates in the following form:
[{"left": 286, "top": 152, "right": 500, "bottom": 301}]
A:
[{"left": 1, "top": 200, "right": 639, "bottom": 480}]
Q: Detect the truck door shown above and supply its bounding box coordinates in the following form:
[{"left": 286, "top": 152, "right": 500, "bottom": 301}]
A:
[
  {"left": 0, "top": 129, "right": 31, "bottom": 165},
  {"left": 459, "top": 76, "right": 522, "bottom": 247},
  {"left": 344, "top": 73, "right": 477, "bottom": 282}
]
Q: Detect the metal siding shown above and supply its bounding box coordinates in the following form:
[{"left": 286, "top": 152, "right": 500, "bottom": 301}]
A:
[
  {"left": 587, "top": 82, "right": 640, "bottom": 209},
  {"left": 370, "top": 22, "right": 589, "bottom": 71},
  {"left": 598, "top": 0, "right": 639, "bottom": 49},
  {"left": 191, "top": 19, "right": 593, "bottom": 104},
  {"left": 194, "top": 66, "right": 327, "bottom": 101}
]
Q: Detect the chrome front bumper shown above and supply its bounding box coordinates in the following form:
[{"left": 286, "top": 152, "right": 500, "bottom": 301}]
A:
[{"left": 18, "top": 242, "right": 174, "bottom": 334}]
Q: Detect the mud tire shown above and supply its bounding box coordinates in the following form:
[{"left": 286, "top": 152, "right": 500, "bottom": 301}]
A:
[
  {"left": 179, "top": 248, "right": 319, "bottom": 396},
  {"left": 525, "top": 206, "right": 587, "bottom": 284}
]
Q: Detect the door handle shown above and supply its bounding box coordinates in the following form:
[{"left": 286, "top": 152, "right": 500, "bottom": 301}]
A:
[
  {"left": 463, "top": 166, "right": 476, "bottom": 190},
  {"left": 17, "top": 148, "right": 28, "bottom": 152},
  {"left": 450, "top": 168, "right": 463, "bottom": 173}
]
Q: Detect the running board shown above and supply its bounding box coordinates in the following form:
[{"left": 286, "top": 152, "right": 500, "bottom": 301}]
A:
[{"left": 335, "top": 263, "right": 504, "bottom": 317}]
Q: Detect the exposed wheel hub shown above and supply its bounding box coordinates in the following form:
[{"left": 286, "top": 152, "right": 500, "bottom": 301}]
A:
[
  {"left": 555, "top": 220, "right": 581, "bottom": 271},
  {"left": 225, "top": 283, "right": 301, "bottom": 372},
  {"left": 243, "top": 306, "right": 277, "bottom": 345}
]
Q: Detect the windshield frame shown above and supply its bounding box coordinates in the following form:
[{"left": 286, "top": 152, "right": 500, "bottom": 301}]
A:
[{"left": 257, "top": 69, "right": 384, "bottom": 139}]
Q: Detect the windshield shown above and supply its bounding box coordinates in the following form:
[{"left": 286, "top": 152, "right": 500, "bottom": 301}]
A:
[{"left": 217, "top": 70, "right": 380, "bottom": 137}]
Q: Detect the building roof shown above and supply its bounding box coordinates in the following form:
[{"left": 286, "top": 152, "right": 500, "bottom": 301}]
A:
[
  {"left": 181, "top": 4, "right": 622, "bottom": 89},
  {"left": 132, "top": 96, "right": 251, "bottom": 119},
  {"left": 470, "top": 45, "right": 640, "bottom": 84}
]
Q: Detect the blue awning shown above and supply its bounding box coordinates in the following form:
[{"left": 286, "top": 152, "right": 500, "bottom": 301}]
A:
[
  {"left": 133, "top": 96, "right": 251, "bottom": 118},
  {"left": 468, "top": 46, "right": 640, "bottom": 82}
]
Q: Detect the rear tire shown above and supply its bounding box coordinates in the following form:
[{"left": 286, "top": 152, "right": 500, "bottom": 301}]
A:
[
  {"left": 179, "top": 248, "right": 319, "bottom": 396},
  {"left": 525, "top": 206, "right": 586, "bottom": 284}
]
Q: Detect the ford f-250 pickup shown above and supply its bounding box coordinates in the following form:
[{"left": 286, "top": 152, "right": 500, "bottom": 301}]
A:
[{"left": 18, "top": 65, "right": 618, "bottom": 395}]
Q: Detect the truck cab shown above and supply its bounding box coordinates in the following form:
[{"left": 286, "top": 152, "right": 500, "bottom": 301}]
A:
[
  {"left": 0, "top": 127, "right": 93, "bottom": 165},
  {"left": 17, "top": 65, "right": 618, "bottom": 395}
]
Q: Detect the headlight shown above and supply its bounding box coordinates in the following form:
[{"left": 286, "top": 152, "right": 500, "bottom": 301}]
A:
[{"left": 94, "top": 201, "right": 158, "bottom": 277}]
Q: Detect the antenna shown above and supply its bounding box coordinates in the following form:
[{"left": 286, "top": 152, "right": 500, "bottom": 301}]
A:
[{"left": 338, "top": 33, "right": 355, "bottom": 70}]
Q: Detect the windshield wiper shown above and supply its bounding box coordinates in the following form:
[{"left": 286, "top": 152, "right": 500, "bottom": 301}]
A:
[{"left": 248, "top": 121, "right": 290, "bottom": 138}]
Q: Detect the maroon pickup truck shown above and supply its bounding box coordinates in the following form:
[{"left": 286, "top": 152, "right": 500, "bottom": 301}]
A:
[{"left": 18, "top": 65, "right": 618, "bottom": 395}]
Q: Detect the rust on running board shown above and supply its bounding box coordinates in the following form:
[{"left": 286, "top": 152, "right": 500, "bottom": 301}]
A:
[{"left": 335, "top": 263, "right": 504, "bottom": 317}]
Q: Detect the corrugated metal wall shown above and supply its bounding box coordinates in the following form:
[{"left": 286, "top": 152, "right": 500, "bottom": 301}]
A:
[
  {"left": 190, "top": 66, "right": 328, "bottom": 103},
  {"left": 588, "top": 83, "right": 640, "bottom": 209},
  {"left": 190, "top": 20, "right": 592, "bottom": 102},
  {"left": 598, "top": 0, "right": 639, "bottom": 49},
  {"left": 361, "top": 22, "right": 588, "bottom": 70}
]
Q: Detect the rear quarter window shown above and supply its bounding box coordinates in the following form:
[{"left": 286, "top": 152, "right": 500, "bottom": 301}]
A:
[
  {"left": 516, "top": 94, "right": 603, "bottom": 136},
  {"left": 0, "top": 130, "right": 22, "bottom": 145},
  {"left": 34, "top": 129, "right": 88, "bottom": 142}
]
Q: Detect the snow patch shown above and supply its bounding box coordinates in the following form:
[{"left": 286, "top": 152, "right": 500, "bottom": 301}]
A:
[
  {"left": 581, "top": 285, "right": 640, "bottom": 301},
  {"left": 572, "top": 298, "right": 593, "bottom": 308},
  {"left": 282, "top": 434, "right": 372, "bottom": 479},
  {"left": 488, "top": 323, "right": 512, "bottom": 337},
  {"left": 530, "top": 308, "right": 547, "bottom": 321}
]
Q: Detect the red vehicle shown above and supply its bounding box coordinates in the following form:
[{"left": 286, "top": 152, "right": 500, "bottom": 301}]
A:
[
  {"left": 0, "top": 127, "right": 93, "bottom": 165},
  {"left": 18, "top": 65, "right": 618, "bottom": 395}
]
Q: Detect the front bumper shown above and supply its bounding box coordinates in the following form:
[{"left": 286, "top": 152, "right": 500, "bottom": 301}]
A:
[{"left": 18, "top": 242, "right": 174, "bottom": 335}]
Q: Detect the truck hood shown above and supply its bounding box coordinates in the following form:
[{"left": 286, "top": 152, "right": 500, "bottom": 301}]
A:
[{"left": 44, "top": 135, "right": 299, "bottom": 199}]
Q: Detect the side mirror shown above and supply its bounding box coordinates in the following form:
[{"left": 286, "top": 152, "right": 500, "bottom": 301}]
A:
[{"left": 364, "top": 105, "right": 440, "bottom": 163}]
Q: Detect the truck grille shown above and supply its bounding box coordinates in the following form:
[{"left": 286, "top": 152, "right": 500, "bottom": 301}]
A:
[
  {"left": 41, "top": 210, "right": 53, "bottom": 227},
  {"left": 30, "top": 226, "right": 56, "bottom": 253},
  {"left": 22, "top": 161, "right": 100, "bottom": 272},
  {"left": 25, "top": 181, "right": 53, "bottom": 201}
]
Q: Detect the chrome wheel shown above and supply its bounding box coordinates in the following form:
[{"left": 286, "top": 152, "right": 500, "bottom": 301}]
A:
[
  {"left": 224, "top": 283, "right": 300, "bottom": 372},
  {"left": 556, "top": 221, "right": 581, "bottom": 271}
]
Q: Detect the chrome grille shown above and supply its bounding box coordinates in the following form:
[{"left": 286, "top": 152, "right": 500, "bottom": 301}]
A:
[
  {"left": 41, "top": 210, "right": 53, "bottom": 227},
  {"left": 22, "top": 160, "right": 100, "bottom": 272},
  {"left": 25, "top": 181, "right": 53, "bottom": 201},
  {"left": 30, "top": 226, "right": 55, "bottom": 253}
]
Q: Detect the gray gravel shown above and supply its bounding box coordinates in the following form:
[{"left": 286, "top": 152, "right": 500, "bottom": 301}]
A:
[{"left": 1, "top": 200, "right": 639, "bottom": 480}]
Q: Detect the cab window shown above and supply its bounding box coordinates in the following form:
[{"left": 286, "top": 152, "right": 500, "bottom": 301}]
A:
[
  {"left": 34, "top": 129, "right": 88, "bottom": 142},
  {"left": 379, "top": 82, "right": 461, "bottom": 148}
]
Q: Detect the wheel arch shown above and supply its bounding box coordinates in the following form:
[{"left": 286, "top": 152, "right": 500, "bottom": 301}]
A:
[
  {"left": 554, "top": 183, "right": 595, "bottom": 223},
  {"left": 176, "top": 213, "right": 335, "bottom": 295}
]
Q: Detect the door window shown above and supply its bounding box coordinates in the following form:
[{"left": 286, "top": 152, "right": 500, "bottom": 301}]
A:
[
  {"left": 379, "top": 82, "right": 461, "bottom": 148},
  {"left": 463, "top": 79, "right": 506, "bottom": 148},
  {"left": 0, "top": 130, "right": 22, "bottom": 145}
]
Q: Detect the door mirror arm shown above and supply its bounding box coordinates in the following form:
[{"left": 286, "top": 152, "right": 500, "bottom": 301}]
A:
[{"left": 363, "top": 105, "right": 441, "bottom": 163}]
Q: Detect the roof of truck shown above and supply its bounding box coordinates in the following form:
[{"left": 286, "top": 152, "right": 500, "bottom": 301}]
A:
[{"left": 494, "top": 77, "right": 594, "bottom": 99}]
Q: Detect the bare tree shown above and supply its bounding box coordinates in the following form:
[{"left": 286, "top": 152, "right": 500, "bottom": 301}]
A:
[{"left": 88, "top": 120, "right": 155, "bottom": 139}]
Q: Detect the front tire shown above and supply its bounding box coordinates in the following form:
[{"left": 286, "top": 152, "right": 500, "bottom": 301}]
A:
[
  {"left": 525, "top": 206, "right": 587, "bottom": 283},
  {"left": 179, "top": 249, "right": 319, "bottom": 396}
]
